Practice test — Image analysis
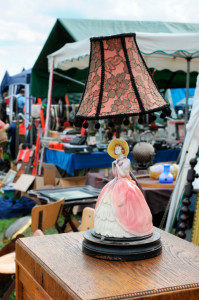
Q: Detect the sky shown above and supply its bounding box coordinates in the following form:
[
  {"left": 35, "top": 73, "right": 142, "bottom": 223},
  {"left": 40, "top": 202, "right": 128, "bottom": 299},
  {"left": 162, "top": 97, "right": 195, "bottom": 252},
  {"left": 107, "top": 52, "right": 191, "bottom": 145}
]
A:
[{"left": 1, "top": 0, "right": 199, "bottom": 83}]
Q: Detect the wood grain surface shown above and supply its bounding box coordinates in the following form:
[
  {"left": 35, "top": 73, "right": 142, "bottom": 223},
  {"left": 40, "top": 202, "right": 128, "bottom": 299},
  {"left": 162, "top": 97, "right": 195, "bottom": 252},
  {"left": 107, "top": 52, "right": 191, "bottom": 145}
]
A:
[
  {"left": 16, "top": 228, "right": 199, "bottom": 299},
  {"left": 139, "top": 178, "right": 175, "bottom": 189}
]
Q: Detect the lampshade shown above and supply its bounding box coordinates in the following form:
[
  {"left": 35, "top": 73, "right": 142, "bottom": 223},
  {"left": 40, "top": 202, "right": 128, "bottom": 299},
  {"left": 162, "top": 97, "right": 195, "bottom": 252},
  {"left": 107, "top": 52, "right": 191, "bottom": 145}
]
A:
[{"left": 75, "top": 33, "right": 169, "bottom": 122}]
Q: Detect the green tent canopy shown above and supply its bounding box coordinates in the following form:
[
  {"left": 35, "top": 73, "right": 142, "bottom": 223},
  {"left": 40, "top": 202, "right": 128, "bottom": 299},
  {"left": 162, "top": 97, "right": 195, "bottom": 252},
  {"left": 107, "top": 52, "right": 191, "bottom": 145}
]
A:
[{"left": 31, "top": 19, "right": 199, "bottom": 98}]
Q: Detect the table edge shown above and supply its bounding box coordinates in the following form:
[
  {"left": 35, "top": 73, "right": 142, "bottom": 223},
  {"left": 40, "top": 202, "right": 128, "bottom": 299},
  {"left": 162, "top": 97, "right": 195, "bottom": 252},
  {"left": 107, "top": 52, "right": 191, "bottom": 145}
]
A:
[
  {"left": 95, "top": 284, "right": 199, "bottom": 299},
  {"left": 16, "top": 234, "right": 199, "bottom": 299}
]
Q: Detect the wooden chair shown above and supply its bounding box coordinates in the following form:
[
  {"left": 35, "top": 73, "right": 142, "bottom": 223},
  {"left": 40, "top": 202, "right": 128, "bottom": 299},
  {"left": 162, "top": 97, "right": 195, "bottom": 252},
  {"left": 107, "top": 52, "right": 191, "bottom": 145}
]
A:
[
  {"left": 0, "top": 198, "right": 65, "bottom": 300},
  {"left": 31, "top": 198, "right": 65, "bottom": 233},
  {"left": 80, "top": 207, "right": 95, "bottom": 231},
  {"left": 62, "top": 206, "right": 95, "bottom": 233}
]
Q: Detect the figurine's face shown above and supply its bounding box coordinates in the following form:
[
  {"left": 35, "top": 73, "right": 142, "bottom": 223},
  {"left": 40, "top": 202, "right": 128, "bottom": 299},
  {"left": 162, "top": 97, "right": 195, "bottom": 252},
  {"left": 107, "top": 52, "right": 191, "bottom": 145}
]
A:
[{"left": 115, "top": 145, "right": 122, "bottom": 155}]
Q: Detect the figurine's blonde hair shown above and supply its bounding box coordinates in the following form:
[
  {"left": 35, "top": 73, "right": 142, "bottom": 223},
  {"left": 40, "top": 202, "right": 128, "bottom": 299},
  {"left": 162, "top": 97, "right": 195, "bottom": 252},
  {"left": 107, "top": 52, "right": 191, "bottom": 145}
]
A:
[{"left": 107, "top": 139, "right": 129, "bottom": 159}]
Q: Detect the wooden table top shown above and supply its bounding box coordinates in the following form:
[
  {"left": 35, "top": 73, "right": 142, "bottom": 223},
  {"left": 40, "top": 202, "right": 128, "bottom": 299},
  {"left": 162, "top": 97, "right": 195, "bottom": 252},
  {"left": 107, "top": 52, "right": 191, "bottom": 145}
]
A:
[
  {"left": 16, "top": 228, "right": 199, "bottom": 299},
  {"left": 138, "top": 177, "right": 175, "bottom": 189}
]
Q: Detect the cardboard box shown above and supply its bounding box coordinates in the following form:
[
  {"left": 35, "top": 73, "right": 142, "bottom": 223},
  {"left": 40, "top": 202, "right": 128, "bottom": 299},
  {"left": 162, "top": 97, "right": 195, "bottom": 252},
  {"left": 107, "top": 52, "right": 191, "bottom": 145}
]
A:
[
  {"left": 14, "top": 174, "right": 35, "bottom": 192},
  {"left": 33, "top": 176, "right": 59, "bottom": 190},
  {"left": 50, "top": 131, "right": 59, "bottom": 138},
  {"left": 59, "top": 176, "right": 86, "bottom": 187}
]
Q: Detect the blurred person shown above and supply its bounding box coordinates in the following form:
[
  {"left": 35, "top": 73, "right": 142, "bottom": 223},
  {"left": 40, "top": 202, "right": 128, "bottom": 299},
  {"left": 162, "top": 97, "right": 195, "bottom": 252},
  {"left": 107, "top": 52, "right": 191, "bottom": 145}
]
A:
[
  {"left": 0, "top": 92, "right": 8, "bottom": 122},
  {"left": 3, "top": 91, "right": 9, "bottom": 106},
  {"left": 16, "top": 87, "right": 26, "bottom": 114}
]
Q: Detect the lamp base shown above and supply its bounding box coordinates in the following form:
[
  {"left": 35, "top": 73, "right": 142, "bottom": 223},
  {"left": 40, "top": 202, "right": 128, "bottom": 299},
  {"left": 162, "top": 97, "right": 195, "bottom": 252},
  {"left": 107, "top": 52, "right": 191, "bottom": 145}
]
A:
[{"left": 82, "top": 229, "right": 162, "bottom": 261}]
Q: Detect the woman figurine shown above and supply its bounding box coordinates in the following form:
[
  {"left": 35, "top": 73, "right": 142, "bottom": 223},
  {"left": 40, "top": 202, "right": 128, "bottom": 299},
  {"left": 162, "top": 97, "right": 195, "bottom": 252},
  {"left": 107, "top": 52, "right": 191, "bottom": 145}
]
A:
[{"left": 94, "top": 138, "right": 153, "bottom": 238}]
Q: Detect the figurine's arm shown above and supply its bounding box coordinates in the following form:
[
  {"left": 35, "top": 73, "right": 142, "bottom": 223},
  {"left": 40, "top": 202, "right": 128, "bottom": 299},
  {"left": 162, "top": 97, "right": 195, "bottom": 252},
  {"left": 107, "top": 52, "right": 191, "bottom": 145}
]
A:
[{"left": 112, "top": 161, "right": 117, "bottom": 177}]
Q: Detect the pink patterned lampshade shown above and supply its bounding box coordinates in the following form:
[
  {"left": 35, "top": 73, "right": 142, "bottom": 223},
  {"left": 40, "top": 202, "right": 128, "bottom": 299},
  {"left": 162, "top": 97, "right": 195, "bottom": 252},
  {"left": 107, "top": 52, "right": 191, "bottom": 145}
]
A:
[{"left": 75, "top": 33, "right": 169, "bottom": 122}]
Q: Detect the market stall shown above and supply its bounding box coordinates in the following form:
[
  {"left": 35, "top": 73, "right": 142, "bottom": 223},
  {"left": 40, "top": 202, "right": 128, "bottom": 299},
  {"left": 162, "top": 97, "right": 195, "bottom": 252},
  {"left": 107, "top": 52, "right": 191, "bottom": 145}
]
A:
[
  {"left": 3, "top": 16, "right": 199, "bottom": 300},
  {"left": 35, "top": 31, "right": 199, "bottom": 173},
  {"left": 44, "top": 148, "right": 180, "bottom": 176},
  {"left": 47, "top": 32, "right": 199, "bottom": 134},
  {"left": 0, "top": 68, "right": 32, "bottom": 135}
]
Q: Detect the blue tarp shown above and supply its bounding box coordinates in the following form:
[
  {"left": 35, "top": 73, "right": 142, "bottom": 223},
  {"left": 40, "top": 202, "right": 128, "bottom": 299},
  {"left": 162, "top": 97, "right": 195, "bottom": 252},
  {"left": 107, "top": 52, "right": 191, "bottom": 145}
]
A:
[
  {"left": 44, "top": 149, "right": 181, "bottom": 176},
  {"left": 0, "top": 71, "right": 10, "bottom": 95},
  {"left": 171, "top": 88, "right": 195, "bottom": 107},
  {"left": 0, "top": 196, "right": 36, "bottom": 219},
  {"left": 0, "top": 68, "right": 32, "bottom": 95},
  {"left": 9, "top": 68, "right": 31, "bottom": 85}
]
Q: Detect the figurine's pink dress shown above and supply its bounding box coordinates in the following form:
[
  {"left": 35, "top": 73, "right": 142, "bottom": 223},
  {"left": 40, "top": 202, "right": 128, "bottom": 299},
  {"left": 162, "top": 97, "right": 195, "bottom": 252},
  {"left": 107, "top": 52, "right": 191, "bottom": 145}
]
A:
[{"left": 94, "top": 157, "right": 153, "bottom": 238}]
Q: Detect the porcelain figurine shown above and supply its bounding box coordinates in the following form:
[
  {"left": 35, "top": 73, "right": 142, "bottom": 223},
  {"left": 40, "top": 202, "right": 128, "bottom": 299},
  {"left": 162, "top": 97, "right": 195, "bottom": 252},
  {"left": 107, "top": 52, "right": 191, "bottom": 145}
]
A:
[{"left": 94, "top": 138, "right": 153, "bottom": 238}]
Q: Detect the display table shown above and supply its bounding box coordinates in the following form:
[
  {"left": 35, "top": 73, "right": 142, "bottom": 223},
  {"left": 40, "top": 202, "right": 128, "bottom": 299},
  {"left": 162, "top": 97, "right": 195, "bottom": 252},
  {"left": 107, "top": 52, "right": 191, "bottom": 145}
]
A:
[
  {"left": 28, "top": 185, "right": 101, "bottom": 232},
  {"left": 16, "top": 230, "right": 199, "bottom": 299},
  {"left": 44, "top": 148, "right": 181, "bottom": 175}
]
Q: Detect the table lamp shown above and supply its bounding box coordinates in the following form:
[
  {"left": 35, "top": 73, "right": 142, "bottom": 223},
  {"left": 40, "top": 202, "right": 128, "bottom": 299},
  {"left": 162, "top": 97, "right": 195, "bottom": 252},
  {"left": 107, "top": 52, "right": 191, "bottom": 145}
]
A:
[
  {"left": 75, "top": 33, "right": 171, "bottom": 129},
  {"left": 75, "top": 33, "right": 170, "bottom": 260}
]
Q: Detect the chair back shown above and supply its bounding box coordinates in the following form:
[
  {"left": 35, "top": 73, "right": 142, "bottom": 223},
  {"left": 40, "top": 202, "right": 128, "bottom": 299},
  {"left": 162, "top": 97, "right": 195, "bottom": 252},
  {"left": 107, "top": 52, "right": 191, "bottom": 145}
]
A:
[
  {"left": 80, "top": 207, "right": 95, "bottom": 231},
  {"left": 31, "top": 198, "right": 65, "bottom": 232}
]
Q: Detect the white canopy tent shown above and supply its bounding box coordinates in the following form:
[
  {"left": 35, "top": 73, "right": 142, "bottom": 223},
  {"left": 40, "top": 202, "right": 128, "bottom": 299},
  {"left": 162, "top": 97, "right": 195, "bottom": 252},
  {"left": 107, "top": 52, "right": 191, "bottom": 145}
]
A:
[
  {"left": 46, "top": 32, "right": 199, "bottom": 130},
  {"left": 47, "top": 32, "right": 199, "bottom": 132},
  {"left": 48, "top": 33, "right": 199, "bottom": 73}
]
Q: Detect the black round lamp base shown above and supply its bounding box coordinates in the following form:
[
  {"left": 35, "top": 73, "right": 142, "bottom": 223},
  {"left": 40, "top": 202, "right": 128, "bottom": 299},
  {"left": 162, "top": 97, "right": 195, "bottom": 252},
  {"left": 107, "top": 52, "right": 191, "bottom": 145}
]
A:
[{"left": 82, "top": 229, "right": 162, "bottom": 261}]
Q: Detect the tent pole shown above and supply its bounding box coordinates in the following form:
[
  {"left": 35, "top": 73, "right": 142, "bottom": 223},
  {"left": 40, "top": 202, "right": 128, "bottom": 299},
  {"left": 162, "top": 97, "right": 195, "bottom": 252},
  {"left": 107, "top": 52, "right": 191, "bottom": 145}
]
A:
[
  {"left": 25, "top": 84, "right": 30, "bottom": 137},
  {"left": 185, "top": 58, "right": 191, "bottom": 136},
  {"left": 8, "top": 85, "right": 14, "bottom": 123},
  {"left": 37, "top": 60, "right": 54, "bottom": 176},
  {"left": 54, "top": 71, "right": 85, "bottom": 87},
  {"left": 44, "top": 60, "right": 54, "bottom": 137}
]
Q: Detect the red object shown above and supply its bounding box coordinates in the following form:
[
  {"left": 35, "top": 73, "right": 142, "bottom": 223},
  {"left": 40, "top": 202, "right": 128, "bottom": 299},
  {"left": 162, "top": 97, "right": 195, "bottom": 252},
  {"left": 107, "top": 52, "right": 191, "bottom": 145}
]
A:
[
  {"left": 5, "top": 98, "right": 9, "bottom": 106},
  {"left": 23, "top": 149, "right": 32, "bottom": 163},
  {"left": 48, "top": 142, "right": 65, "bottom": 151},
  {"left": 96, "top": 177, "right": 103, "bottom": 183},
  {"left": 63, "top": 121, "right": 71, "bottom": 128},
  {"left": 65, "top": 94, "right": 69, "bottom": 105},
  {"left": 40, "top": 107, "right": 45, "bottom": 131},
  {"left": 32, "top": 130, "right": 40, "bottom": 175},
  {"left": 19, "top": 120, "right": 26, "bottom": 135},
  {"left": 80, "top": 120, "right": 86, "bottom": 135},
  {"left": 150, "top": 122, "right": 158, "bottom": 130},
  {"left": 17, "top": 148, "right": 31, "bottom": 162},
  {"left": 81, "top": 127, "right": 86, "bottom": 135},
  {"left": 17, "top": 149, "right": 24, "bottom": 161},
  {"left": 38, "top": 98, "right": 42, "bottom": 105},
  {"left": 60, "top": 136, "right": 74, "bottom": 143}
]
